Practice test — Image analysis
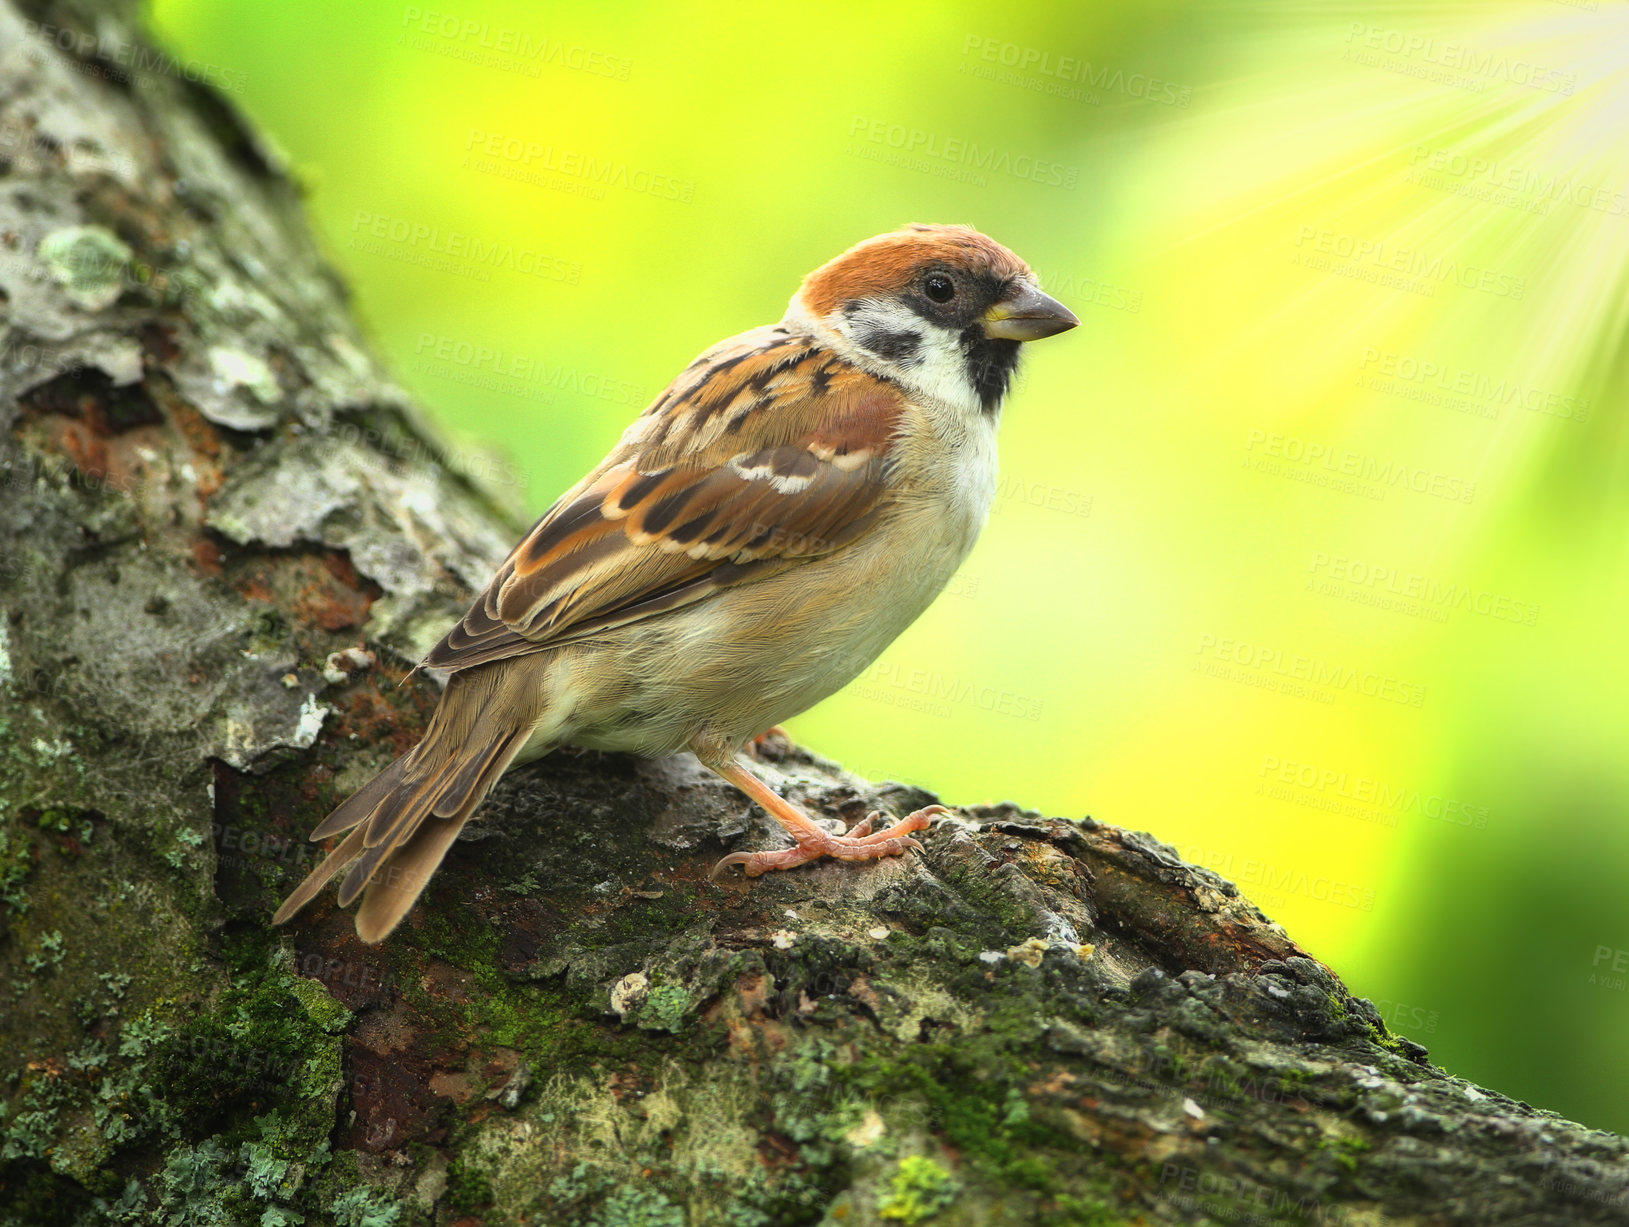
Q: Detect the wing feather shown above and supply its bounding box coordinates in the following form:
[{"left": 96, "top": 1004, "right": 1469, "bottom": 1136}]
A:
[{"left": 420, "top": 328, "right": 904, "bottom": 673}]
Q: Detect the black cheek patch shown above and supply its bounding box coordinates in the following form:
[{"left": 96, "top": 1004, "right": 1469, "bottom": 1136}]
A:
[{"left": 852, "top": 322, "right": 924, "bottom": 365}]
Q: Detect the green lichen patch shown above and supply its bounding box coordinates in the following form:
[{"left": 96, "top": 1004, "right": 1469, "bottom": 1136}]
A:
[
  {"left": 0, "top": 923, "right": 359, "bottom": 1226},
  {"left": 0, "top": 809, "right": 38, "bottom": 915},
  {"left": 878, "top": 1155, "right": 958, "bottom": 1223},
  {"left": 329, "top": 1184, "right": 403, "bottom": 1226},
  {"left": 634, "top": 982, "right": 691, "bottom": 1034},
  {"left": 36, "top": 225, "right": 134, "bottom": 311}
]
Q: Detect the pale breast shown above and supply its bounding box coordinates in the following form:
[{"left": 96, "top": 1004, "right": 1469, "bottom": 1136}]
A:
[{"left": 562, "top": 410, "right": 1000, "bottom": 756}]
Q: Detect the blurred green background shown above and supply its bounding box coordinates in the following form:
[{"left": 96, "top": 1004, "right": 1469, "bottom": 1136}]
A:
[{"left": 148, "top": 0, "right": 1629, "bottom": 1131}]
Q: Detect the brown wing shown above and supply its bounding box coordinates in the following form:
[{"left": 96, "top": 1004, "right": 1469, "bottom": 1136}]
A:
[{"left": 422, "top": 326, "right": 905, "bottom": 672}]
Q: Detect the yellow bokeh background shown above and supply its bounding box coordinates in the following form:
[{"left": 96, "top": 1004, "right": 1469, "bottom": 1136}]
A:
[{"left": 149, "top": 0, "right": 1629, "bottom": 1130}]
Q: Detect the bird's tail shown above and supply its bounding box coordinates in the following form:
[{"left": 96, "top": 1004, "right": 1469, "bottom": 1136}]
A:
[{"left": 272, "top": 663, "right": 546, "bottom": 943}]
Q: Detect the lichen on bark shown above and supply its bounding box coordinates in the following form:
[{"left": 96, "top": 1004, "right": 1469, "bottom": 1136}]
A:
[{"left": 4, "top": 3, "right": 1629, "bottom": 1225}]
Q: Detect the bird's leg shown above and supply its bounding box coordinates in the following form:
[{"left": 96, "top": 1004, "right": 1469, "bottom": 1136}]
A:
[{"left": 695, "top": 743, "right": 944, "bottom": 880}]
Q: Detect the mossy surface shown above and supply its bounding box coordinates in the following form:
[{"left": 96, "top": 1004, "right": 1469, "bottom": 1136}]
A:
[{"left": 0, "top": 920, "right": 399, "bottom": 1227}]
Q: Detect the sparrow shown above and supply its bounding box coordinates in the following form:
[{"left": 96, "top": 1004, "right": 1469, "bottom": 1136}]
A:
[{"left": 273, "top": 224, "right": 1078, "bottom": 943}]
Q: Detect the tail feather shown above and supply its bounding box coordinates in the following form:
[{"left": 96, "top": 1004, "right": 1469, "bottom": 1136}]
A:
[
  {"left": 269, "top": 824, "right": 371, "bottom": 926},
  {"left": 352, "top": 727, "right": 534, "bottom": 943},
  {"left": 307, "top": 755, "right": 411, "bottom": 842},
  {"left": 431, "top": 732, "right": 518, "bottom": 818},
  {"left": 336, "top": 775, "right": 444, "bottom": 907},
  {"left": 330, "top": 725, "right": 524, "bottom": 908},
  {"left": 332, "top": 727, "right": 522, "bottom": 904},
  {"left": 353, "top": 812, "right": 470, "bottom": 944},
  {"left": 271, "top": 659, "right": 551, "bottom": 940}
]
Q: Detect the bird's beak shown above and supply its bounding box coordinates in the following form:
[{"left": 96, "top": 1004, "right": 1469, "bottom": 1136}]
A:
[{"left": 983, "top": 283, "right": 1079, "bottom": 341}]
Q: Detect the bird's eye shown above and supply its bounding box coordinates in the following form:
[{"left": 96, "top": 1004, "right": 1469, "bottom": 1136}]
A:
[{"left": 924, "top": 273, "right": 955, "bottom": 303}]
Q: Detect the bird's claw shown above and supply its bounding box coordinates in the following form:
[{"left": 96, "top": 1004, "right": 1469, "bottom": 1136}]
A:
[{"left": 710, "top": 804, "right": 949, "bottom": 880}]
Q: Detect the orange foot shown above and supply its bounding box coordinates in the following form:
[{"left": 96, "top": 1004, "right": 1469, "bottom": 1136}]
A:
[{"left": 711, "top": 805, "right": 945, "bottom": 879}]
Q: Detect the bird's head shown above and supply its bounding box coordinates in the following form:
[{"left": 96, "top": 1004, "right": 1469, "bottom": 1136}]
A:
[{"left": 787, "top": 223, "right": 1078, "bottom": 415}]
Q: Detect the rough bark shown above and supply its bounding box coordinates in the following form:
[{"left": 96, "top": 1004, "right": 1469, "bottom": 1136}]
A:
[{"left": 2, "top": 3, "right": 1627, "bottom": 1225}]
